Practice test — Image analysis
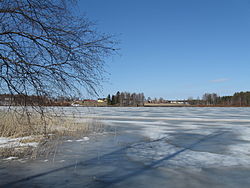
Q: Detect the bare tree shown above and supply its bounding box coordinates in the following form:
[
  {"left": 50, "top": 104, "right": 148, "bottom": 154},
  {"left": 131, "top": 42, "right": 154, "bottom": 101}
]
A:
[
  {"left": 0, "top": 0, "right": 117, "bottom": 100},
  {"left": 0, "top": 0, "right": 118, "bottom": 137}
]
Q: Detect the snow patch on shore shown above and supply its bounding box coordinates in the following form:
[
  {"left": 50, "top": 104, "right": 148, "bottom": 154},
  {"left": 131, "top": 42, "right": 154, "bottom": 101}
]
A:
[
  {"left": 3, "top": 156, "right": 18, "bottom": 160},
  {"left": 0, "top": 136, "right": 39, "bottom": 148},
  {"left": 76, "top": 137, "right": 90, "bottom": 142}
]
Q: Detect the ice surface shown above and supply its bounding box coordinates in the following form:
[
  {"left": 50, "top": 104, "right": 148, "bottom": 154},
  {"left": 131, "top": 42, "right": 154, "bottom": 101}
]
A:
[
  {"left": 1, "top": 107, "right": 250, "bottom": 187},
  {"left": 126, "top": 139, "right": 250, "bottom": 169},
  {"left": 85, "top": 107, "right": 250, "bottom": 169}
]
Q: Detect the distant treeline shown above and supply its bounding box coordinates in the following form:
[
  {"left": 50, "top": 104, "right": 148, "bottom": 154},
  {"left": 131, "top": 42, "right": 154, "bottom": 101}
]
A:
[
  {"left": 0, "top": 94, "right": 71, "bottom": 106},
  {"left": 2, "top": 91, "right": 250, "bottom": 107},
  {"left": 188, "top": 91, "right": 250, "bottom": 106},
  {"left": 0, "top": 94, "right": 52, "bottom": 106},
  {"left": 106, "top": 91, "right": 145, "bottom": 106}
]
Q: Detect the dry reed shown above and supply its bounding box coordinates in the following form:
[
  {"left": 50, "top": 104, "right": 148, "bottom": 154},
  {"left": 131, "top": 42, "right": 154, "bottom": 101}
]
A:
[{"left": 0, "top": 109, "right": 104, "bottom": 159}]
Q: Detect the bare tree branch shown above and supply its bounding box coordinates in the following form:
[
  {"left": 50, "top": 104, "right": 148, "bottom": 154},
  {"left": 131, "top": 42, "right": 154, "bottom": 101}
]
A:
[{"left": 0, "top": 0, "right": 117, "bottom": 100}]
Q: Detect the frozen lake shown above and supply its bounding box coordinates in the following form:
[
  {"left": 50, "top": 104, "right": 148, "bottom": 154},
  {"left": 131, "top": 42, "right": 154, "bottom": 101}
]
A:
[{"left": 1, "top": 107, "right": 250, "bottom": 187}]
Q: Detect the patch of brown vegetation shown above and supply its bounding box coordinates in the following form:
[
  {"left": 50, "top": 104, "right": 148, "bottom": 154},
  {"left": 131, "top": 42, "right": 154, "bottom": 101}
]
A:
[{"left": 0, "top": 110, "right": 104, "bottom": 160}]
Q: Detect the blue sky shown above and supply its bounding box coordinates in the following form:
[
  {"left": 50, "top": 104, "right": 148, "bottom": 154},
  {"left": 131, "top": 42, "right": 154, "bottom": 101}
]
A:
[{"left": 77, "top": 0, "right": 250, "bottom": 99}]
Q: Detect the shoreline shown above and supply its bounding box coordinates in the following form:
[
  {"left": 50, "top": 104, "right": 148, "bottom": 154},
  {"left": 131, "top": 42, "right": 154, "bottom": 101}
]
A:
[{"left": 2, "top": 105, "right": 250, "bottom": 108}]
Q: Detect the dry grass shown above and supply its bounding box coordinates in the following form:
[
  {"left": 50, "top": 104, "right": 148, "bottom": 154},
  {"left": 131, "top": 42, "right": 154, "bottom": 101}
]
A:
[
  {"left": 0, "top": 146, "right": 34, "bottom": 159},
  {"left": 0, "top": 110, "right": 105, "bottom": 159},
  {"left": 0, "top": 110, "right": 104, "bottom": 137}
]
